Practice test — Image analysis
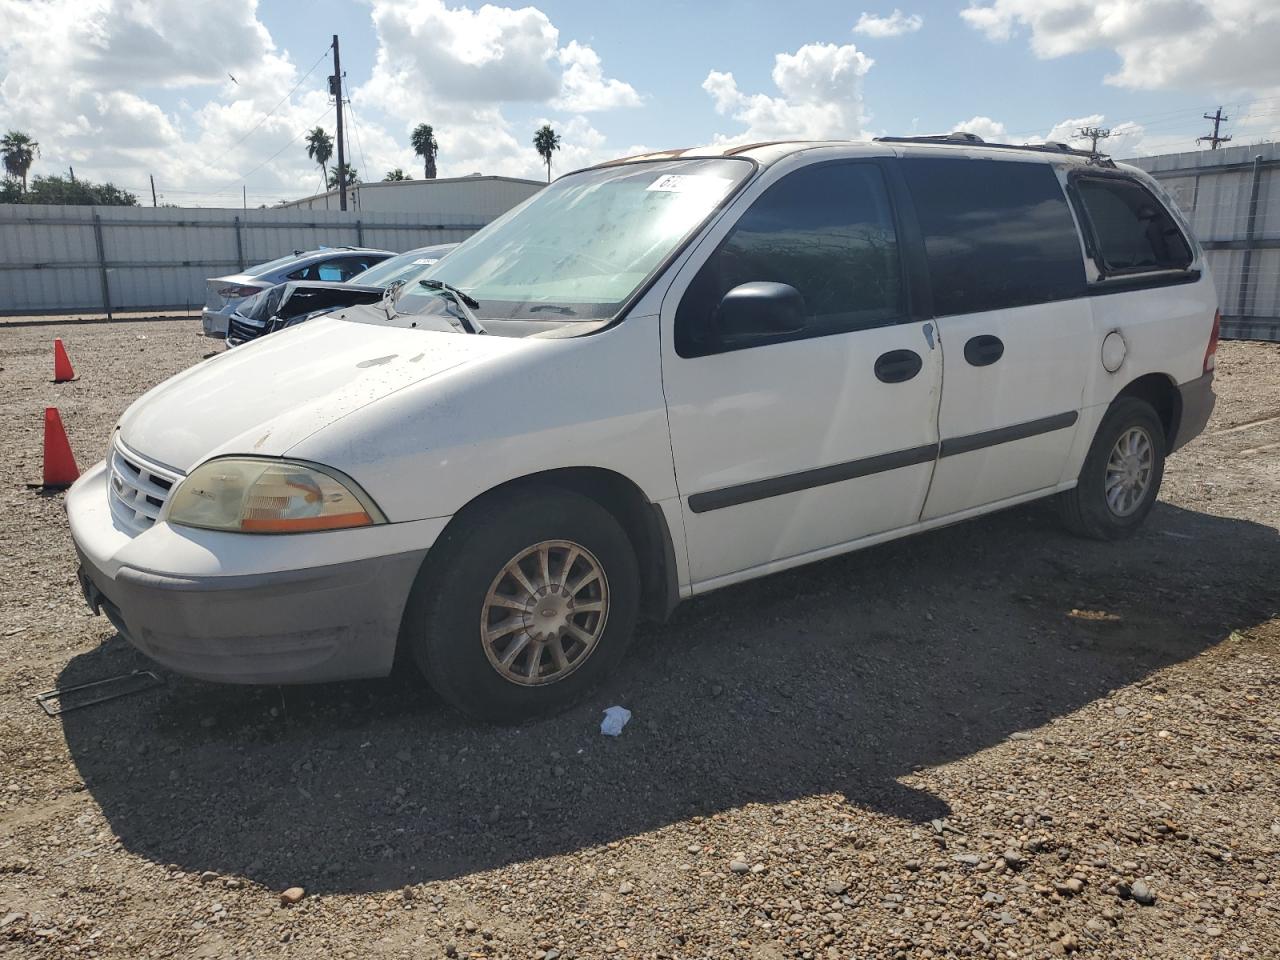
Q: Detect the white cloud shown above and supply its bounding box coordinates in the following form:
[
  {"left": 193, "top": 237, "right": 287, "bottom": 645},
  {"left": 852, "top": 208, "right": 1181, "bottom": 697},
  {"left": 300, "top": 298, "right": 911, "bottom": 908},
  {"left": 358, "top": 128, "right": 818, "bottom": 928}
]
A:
[
  {"left": 951, "top": 115, "right": 1008, "bottom": 141},
  {"left": 853, "top": 10, "right": 923, "bottom": 38},
  {"left": 959, "top": 0, "right": 1280, "bottom": 92},
  {"left": 556, "top": 41, "right": 643, "bottom": 112},
  {"left": 356, "top": 0, "right": 642, "bottom": 179},
  {"left": 0, "top": 0, "right": 645, "bottom": 204},
  {"left": 703, "top": 41, "right": 875, "bottom": 143}
]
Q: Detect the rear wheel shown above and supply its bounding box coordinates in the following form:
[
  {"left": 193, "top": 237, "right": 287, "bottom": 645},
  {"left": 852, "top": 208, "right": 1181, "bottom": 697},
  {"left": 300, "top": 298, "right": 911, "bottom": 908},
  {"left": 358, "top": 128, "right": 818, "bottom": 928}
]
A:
[
  {"left": 405, "top": 488, "right": 640, "bottom": 723},
  {"left": 1058, "top": 397, "right": 1166, "bottom": 540}
]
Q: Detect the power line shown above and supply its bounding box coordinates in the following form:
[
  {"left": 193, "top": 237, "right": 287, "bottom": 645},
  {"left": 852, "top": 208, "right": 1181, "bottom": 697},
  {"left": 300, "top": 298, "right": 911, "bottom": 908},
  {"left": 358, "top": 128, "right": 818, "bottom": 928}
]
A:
[
  {"left": 345, "top": 97, "right": 369, "bottom": 181},
  {"left": 224, "top": 43, "right": 333, "bottom": 152},
  {"left": 210, "top": 102, "right": 333, "bottom": 196}
]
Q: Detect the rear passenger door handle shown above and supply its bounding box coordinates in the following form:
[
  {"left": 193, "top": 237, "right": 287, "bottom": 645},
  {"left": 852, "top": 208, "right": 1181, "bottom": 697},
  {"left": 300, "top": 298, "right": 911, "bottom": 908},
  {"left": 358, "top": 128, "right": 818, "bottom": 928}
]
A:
[
  {"left": 964, "top": 334, "right": 1004, "bottom": 367},
  {"left": 874, "top": 349, "right": 923, "bottom": 384}
]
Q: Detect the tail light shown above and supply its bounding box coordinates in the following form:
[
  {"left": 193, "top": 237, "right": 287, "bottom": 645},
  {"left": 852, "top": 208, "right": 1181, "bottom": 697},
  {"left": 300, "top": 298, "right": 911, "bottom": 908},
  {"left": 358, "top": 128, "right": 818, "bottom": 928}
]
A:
[
  {"left": 218, "top": 284, "right": 263, "bottom": 299},
  {"left": 1203, "top": 308, "right": 1221, "bottom": 374}
]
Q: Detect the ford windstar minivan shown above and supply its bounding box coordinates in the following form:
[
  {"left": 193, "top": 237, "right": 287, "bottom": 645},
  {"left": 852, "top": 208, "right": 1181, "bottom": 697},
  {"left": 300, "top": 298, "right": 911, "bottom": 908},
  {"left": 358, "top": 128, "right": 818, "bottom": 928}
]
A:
[{"left": 68, "top": 135, "right": 1218, "bottom": 722}]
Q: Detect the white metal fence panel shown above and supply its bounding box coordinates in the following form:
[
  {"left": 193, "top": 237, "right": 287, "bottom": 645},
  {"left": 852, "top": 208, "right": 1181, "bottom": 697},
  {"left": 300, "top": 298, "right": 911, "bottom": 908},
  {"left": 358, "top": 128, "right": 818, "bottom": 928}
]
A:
[
  {"left": 0, "top": 204, "right": 486, "bottom": 315},
  {"left": 1129, "top": 142, "right": 1280, "bottom": 342}
]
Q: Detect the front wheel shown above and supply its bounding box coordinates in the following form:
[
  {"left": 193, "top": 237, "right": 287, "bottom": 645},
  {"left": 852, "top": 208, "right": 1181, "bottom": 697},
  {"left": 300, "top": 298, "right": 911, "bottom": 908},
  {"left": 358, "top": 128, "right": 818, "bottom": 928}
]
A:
[
  {"left": 404, "top": 488, "right": 640, "bottom": 723},
  {"left": 1058, "top": 397, "right": 1166, "bottom": 540}
]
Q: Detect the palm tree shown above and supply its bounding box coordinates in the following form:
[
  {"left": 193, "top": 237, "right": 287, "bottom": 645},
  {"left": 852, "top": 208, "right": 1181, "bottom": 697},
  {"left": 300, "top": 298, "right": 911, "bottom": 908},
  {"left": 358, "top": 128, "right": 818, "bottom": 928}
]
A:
[
  {"left": 533, "top": 124, "right": 560, "bottom": 183},
  {"left": 383, "top": 168, "right": 411, "bottom": 181},
  {"left": 1, "top": 131, "right": 40, "bottom": 191},
  {"left": 327, "top": 163, "right": 358, "bottom": 189},
  {"left": 304, "top": 127, "right": 333, "bottom": 193},
  {"left": 411, "top": 123, "right": 438, "bottom": 179}
]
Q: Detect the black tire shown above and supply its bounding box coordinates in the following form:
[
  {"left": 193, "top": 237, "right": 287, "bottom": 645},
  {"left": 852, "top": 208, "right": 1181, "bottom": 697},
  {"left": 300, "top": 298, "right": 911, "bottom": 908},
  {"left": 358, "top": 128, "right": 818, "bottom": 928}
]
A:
[
  {"left": 404, "top": 486, "right": 640, "bottom": 723},
  {"left": 1058, "top": 397, "right": 1166, "bottom": 540}
]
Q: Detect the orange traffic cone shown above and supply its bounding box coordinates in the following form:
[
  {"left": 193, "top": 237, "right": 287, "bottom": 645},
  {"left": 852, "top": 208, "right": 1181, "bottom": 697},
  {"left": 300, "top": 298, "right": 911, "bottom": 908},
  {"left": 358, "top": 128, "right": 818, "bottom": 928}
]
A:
[
  {"left": 54, "top": 338, "right": 76, "bottom": 383},
  {"left": 42, "top": 407, "right": 80, "bottom": 490}
]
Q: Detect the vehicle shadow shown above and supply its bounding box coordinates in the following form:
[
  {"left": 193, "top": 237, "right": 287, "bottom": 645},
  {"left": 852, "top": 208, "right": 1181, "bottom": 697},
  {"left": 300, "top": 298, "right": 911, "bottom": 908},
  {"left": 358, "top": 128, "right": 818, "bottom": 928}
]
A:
[{"left": 57, "top": 500, "right": 1278, "bottom": 894}]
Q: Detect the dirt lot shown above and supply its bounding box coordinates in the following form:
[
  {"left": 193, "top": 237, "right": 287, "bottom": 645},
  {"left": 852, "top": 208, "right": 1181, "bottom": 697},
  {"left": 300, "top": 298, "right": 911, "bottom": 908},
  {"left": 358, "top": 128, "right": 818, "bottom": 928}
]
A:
[{"left": 1, "top": 322, "right": 1278, "bottom": 960}]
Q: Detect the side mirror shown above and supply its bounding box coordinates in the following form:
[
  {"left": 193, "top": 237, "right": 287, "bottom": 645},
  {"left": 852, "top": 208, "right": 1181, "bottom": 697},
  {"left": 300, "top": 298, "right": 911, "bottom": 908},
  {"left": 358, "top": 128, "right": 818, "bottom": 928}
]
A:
[{"left": 713, "top": 282, "right": 806, "bottom": 346}]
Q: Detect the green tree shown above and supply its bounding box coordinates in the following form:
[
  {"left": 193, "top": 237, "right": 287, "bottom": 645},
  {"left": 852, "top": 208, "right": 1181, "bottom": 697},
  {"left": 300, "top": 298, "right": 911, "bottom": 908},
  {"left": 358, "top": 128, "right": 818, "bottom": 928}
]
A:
[
  {"left": 532, "top": 124, "right": 560, "bottom": 183},
  {"left": 304, "top": 127, "right": 333, "bottom": 192},
  {"left": 383, "top": 168, "right": 411, "bottom": 181},
  {"left": 1, "top": 130, "right": 40, "bottom": 191},
  {"left": 411, "top": 123, "right": 438, "bottom": 179},
  {"left": 3, "top": 174, "right": 137, "bottom": 206},
  {"left": 327, "top": 163, "right": 358, "bottom": 189}
]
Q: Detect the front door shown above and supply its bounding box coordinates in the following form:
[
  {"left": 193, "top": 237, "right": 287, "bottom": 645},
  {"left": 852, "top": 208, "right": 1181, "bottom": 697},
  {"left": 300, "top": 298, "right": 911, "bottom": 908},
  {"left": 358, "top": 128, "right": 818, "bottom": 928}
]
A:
[
  {"left": 661, "top": 158, "right": 943, "bottom": 589},
  {"left": 896, "top": 156, "right": 1093, "bottom": 520}
]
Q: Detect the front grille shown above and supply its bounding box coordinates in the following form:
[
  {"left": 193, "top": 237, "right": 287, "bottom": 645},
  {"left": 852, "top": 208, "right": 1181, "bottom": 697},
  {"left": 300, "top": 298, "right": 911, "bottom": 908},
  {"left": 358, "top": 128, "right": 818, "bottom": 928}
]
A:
[{"left": 107, "top": 440, "right": 182, "bottom": 536}]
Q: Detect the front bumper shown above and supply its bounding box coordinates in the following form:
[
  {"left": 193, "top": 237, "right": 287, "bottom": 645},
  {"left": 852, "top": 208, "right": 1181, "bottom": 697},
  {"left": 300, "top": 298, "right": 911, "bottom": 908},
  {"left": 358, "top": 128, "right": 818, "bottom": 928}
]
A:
[
  {"left": 1172, "top": 371, "right": 1216, "bottom": 452},
  {"left": 68, "top": 460, "right": 444, "bottom": 685}
]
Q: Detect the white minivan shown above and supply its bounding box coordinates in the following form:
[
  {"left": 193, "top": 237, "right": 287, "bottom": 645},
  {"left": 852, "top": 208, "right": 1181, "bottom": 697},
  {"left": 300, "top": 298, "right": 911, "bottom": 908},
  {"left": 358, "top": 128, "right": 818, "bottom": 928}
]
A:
[{"left": 68, "top": 136, "right": 1219, "bottom": 722}]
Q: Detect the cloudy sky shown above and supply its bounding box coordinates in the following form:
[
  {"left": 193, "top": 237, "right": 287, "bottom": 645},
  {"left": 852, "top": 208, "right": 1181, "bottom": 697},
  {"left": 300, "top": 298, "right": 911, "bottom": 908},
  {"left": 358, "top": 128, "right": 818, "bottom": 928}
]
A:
[{"left": 1, "top": 0, "right": 1278, "bottom": 207}]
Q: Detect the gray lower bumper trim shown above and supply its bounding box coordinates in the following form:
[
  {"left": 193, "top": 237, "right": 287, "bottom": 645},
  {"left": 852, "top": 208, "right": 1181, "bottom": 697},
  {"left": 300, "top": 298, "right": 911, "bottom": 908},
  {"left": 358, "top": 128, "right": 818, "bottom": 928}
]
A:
[
  {"left": 1173, "top": 371, "right": 1216, "bottom": 453},
  {"left": 79, "top": 549, "right": 427, "bottom": 685}
]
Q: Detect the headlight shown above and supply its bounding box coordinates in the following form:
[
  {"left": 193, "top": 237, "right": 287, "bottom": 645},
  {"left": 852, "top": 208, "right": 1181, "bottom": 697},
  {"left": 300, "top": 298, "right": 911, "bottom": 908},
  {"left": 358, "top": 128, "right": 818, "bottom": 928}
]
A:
[{"left": 166, "top": 458, "right": 384, "bottom": 533}]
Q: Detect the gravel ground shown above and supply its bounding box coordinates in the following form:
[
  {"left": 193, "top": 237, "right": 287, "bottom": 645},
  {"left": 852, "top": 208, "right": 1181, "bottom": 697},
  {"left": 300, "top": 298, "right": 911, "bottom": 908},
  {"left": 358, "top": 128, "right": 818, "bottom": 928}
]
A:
[{"left": 1, "top": 322, "right": 1278, "bottom": 960}]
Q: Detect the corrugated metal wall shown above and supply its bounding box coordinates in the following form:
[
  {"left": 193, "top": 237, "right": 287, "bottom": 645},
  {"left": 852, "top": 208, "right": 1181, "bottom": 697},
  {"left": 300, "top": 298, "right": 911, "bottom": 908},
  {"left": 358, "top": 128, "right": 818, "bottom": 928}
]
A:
[
  {"left": 1127, "top": 142, "right": 1280, "bottom": 342},
  {"left": 0, "top": 205, "right": 490, "bottom": 315}
]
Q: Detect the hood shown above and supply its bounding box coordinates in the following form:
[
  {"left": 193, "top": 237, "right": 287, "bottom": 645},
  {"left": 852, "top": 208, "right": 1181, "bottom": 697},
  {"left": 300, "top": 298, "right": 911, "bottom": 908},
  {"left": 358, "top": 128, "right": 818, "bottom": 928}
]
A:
[{"left": 118, "top": 311, "right": 529, "bottom": 473}]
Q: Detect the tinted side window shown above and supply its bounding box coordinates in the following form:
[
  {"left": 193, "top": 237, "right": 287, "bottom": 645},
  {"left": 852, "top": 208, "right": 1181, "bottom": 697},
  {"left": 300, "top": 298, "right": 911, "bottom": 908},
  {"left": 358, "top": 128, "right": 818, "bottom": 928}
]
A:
[
  {"left": 675, "top": 162, "right": 904, "bottom": 357},
  {"left": 901, "top": 158, "right": 1085, "bottom": 316},
  {"left": 1076, "top": 177, "right": 1191, "bottom": 273}
]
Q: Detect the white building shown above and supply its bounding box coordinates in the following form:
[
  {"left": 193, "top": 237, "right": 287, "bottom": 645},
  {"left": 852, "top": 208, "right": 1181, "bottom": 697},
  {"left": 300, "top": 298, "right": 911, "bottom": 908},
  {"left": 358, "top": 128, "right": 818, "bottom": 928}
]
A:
[{"left": 279, "top": 174, "right": 545, "bottom": 219}]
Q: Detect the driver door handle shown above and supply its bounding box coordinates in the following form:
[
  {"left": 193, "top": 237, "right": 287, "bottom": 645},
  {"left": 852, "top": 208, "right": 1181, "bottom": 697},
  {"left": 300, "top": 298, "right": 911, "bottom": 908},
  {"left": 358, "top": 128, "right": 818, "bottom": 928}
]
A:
[{"left": 874, "top": 349, "right": 923, "bottom": 384}]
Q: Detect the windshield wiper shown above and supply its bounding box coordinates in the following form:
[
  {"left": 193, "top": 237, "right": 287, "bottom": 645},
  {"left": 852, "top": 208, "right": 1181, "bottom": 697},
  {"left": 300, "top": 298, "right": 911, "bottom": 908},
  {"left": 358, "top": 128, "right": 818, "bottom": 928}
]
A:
[{"left": 417, "top": 279, "right": 485, "bottom": 334}]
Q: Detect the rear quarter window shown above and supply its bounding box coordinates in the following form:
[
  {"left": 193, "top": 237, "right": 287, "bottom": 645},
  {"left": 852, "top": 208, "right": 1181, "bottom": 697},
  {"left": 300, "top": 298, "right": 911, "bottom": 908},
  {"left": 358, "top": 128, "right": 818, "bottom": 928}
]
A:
[
  {"left": 1074, "top": 177, "right": 1192, "bottom": 274},
  {"left": 901, "top": 157, "right": 1086, "bottom": 316}
]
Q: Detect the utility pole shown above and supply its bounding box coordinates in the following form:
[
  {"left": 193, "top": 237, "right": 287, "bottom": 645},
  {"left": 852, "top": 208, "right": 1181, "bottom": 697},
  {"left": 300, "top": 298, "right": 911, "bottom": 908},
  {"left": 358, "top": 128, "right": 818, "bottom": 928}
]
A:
[
  {"left": 1078, "top": 125, "right": 1111, "bottom": 154},
  {"left": 150, "top": 174, "right": 157, "bottom": 207},
  {"left": 1198, "top": 107, "right": 1232, "bottom": 150},
  {"left": 330, "top": 34, "right": 347, "bottom": 212},
  {"left": 68, "top": 166, "right": 75, "bottom": 183},
  {"left": 243, "top": 185, "right": 247, "bottom": 211}
]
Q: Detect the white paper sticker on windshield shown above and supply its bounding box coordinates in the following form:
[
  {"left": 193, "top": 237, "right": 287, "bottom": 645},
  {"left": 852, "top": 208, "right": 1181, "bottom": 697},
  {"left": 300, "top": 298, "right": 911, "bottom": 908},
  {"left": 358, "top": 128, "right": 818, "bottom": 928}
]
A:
[
  {"left": 412, "top": 258, "right": 440, "bottom": 265},
  {"left": 647, "top": 174, "right": 734, "bottom": 196}
]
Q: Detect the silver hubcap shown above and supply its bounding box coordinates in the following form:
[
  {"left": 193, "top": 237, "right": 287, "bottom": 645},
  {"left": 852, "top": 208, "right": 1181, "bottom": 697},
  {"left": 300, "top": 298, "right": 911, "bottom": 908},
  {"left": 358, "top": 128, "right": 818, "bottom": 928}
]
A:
[
  {"left": 480, "top": 539, "right": 609, "bottom": 686},
  {"left": 1104, "top": 426, "right": 1154, "bottom": 517}
]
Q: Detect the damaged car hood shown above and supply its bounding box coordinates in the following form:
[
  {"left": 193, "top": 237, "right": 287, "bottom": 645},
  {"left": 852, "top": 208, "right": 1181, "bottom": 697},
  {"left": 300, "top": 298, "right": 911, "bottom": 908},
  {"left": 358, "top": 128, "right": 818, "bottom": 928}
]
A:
[{"left": 117, "top": 312, "right": 531, "bottom": 473}]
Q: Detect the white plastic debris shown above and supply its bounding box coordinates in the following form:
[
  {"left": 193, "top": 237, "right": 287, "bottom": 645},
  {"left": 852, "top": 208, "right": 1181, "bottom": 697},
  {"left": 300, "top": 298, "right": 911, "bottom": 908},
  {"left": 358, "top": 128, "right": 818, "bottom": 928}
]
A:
[{"left": 600, "top": 705, "right": 632, "bottom": 736}]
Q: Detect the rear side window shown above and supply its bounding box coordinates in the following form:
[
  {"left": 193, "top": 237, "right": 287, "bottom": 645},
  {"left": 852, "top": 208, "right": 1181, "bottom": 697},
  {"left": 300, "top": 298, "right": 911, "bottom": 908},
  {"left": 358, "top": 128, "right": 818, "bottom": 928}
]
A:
[
  {"left": 675, "top": 162, "right": 904, "bottom": 356},
  {"left": 1075, "top": 177, "right": 1191, "bottom": 274},
  {"left": 901, "top": 158, "right": 1085, "bottom": 316}
]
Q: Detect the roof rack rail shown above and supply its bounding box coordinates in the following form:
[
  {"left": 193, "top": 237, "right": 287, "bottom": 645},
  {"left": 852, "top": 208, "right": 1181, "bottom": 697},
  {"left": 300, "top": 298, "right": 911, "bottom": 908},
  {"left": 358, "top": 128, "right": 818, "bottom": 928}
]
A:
[
  {"left": 874, "top": 133, "right": 1114, "bottom": 164},
  {"left": 876, "top": 132, "right": 986, "bottom": 145}
]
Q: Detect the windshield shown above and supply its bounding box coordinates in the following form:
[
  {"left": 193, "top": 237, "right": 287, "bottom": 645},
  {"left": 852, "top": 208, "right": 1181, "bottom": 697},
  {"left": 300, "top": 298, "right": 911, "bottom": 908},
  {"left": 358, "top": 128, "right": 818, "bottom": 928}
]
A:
[
  {"left": 393, "top": 158, "right": 752, "bottom": 321},
  {"left": 352, "top": 245, "right": 456, "bottom": 288}
]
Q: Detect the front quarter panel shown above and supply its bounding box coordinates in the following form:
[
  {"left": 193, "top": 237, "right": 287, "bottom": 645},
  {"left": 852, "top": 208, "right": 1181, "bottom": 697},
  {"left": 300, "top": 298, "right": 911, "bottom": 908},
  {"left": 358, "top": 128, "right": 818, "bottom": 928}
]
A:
[{"left": 285, "top": 318, "right": 676, "bottom": 522}]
